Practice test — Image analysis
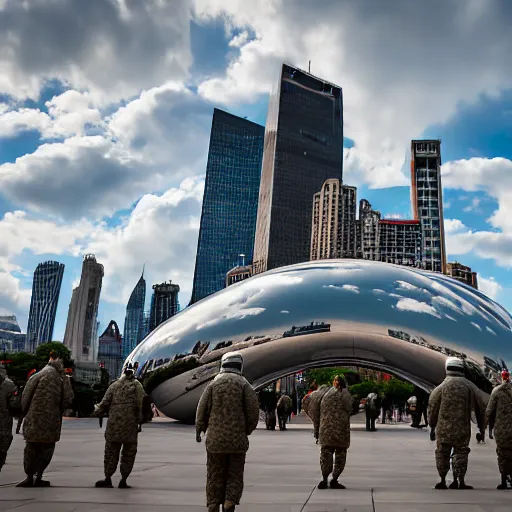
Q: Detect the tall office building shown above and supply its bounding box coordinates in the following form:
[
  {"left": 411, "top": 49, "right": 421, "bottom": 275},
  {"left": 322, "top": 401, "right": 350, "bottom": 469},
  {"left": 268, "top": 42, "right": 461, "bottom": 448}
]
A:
[
  {"left": 0, "top": 315, "right": 26, "bottom": 353},
  {"left": 122, "top": 272, "right": 146, "bottom": 359},
  {"left": 190, "top": 109, "right": 264, "bottom": 304},
  {"left": 379, "top": 220, "right": 423, "bottom": 267},
  {"left": 446, "top": 262, "right": 478, "bottom": 289},
  {"left": 25, "top": 260, "right": 65, "bottom": 353},
  {"left": 98, "top": 320, "right": 123, "bottom": 380},
  {"left": 149, "top": 281, "right": 180, "bottom": 333},
  {"left": 253, "top": 64, "right": 344, "bottom": 274},
  {"left": 411, "top": 140, "right": 447, "bottom": 273},
  {"left": 310, "top": 179, "right": 357, "bottom": 260},
  {"left": 63, "top": 254, "right": 104, "bottom": 362},
  {"left": 358, "top": 199, "right": 381, "bottom": 260}
]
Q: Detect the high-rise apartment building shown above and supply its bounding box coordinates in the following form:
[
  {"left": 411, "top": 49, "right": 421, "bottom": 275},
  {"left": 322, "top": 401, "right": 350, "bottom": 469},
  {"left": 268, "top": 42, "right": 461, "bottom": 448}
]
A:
[
  {"left": 149, "top": 281, "right": 180, "bottom": 333},
  {"left": 253, "top": 64, "right": 344, "bottom": 274},
  {"left": 226, "top": 264, "right": 253, "bottom": 287},
  {"left": 63, "top": 254, "right": 104, "bottom": 362},
  {"left": 190, "top": 108, "right": 264, "bottom": 304},
  {"left": 411, "top": 140, "right": 446, "bottom": 273},
  {"left": 26, "top": 261, "right": 65, "bottom": 353},
  {"left": 379, "top": 220, "right": 423, "bottom": 267},
  {"left": 98, "top": 320, "right": 123, "bottom": 380},
  {"left": 446, "top": 262, "right": 478, "bottom": 289},
  {"left": 122, "top": 272, "right": 146, "bottom": 359},
  {"left": 357, "top": 199, "right": 381, "bottom": 260},
  {"left": 310, "top": 179, "right": 356, "bottom": 260}
]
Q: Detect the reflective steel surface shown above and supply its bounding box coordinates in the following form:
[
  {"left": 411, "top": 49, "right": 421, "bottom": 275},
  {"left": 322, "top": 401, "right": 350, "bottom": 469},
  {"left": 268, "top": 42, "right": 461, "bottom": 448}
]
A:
[{"left": 126, "top": 259, "right": 512, "bottom": 423}]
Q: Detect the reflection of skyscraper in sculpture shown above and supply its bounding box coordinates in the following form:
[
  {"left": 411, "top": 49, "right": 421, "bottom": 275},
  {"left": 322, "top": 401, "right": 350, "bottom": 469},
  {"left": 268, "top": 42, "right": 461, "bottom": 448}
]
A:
[
  {"left": 98, "top": 320, "right": 123, "bottom": 380},
  {"left": 122, "top": 272, "right": 146, "bottom": 359},
  {"left": 410, "top": 140, "right": 447, "bottom": 273},
  {"left": 310, "top": 179, "right": 357, "bottom": 260},
  {"left": 149, "top": 281, "right": 180, "bottom": 333},
  {"left": 357, "top": 199, "right": 381, "bottom": 260},
  {"left": 63, "top": 254, "right": 104, "bottom": 362},
  {"left": 26, "top": 260, "right": 65, "bottom": 353},
  {"left": 190, "top": 109, "right": 264, "bottom": 304},
  {"left": 253, "top": 64, "right": 344, "bottom": 274}
]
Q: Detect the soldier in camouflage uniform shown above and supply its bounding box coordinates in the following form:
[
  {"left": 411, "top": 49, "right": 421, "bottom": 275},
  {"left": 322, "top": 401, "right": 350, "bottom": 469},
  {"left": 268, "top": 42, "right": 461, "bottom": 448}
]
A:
[
  {"left": 0, "top": 364, "right": 17, "bottom": 472},
  {"left": 276, "top": 393, "right": 293, "bottom": 431},
  {"left": 196, "top": 352, "right": 259, "bottom": 512},
  {"left": 94, "top": 363, "right": 145, "bottom": 489},
  {"left": 310, "top": 376, "right": 353, "bottom": 490},
  {"left": 485, "top": 370, "right": 512, "bottom": 489},
  {"left": 428, "top": 357, "right": 486, "bottom": 490},
  {"left": 17, "top": 356, "right": 74, "bottom": 487}
]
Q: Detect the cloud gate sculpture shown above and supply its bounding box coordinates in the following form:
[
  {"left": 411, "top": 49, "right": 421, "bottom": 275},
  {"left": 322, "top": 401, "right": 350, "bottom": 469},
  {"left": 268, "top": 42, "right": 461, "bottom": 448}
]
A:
[{"left": 126, "top": 260, "right": 512, "bottom": 423}]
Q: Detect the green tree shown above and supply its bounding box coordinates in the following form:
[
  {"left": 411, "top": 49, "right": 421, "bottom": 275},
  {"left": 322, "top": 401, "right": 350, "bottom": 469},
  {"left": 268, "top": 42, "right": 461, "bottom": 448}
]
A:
[
  {"left": 305, "top": 367, "right": 361, "bottom": 387},
  {"left": 35, "top": 342, "right": 72, "bottom": 366}
]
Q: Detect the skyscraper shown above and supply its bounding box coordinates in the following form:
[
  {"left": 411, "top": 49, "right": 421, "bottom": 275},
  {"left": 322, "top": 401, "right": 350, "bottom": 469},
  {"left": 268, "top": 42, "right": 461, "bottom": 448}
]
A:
[
  {"left": 122, "top": 271, "right": 146, "bottom": 359},
  {"left": 98, "top": 320, "right": 123, "bottom": 380},
  {"left": 63, "top": 254, "right": 104, "bottom": 362},
  {"left": 26, "top": 260, "right": 65, "bottom": 353},
  {"left": 149, "top": 281, "right": 180, "bottom": 333},
  {"left": 310, "top": 179, "right": 357, "bottom": 260},
  {"left": 253, "top": 64, "right": 344, "bottom": 274},
  {"left": 410, "top": 140, "right": 447, "bottom": 273},
  {"left": 446, "top": 262, "right": 478, "bottom": 289},
  {"left": 357, "top": 199, "right": 381, "bottom": 261},
  {"left": 378, "top": 220, "right": 423, "bottom": 267},
  {"left": 0, "top": 315, "right": 26, "bottom": 353},
  {"left": 190, "top": 108, "right": 264, "bottom": 304}
]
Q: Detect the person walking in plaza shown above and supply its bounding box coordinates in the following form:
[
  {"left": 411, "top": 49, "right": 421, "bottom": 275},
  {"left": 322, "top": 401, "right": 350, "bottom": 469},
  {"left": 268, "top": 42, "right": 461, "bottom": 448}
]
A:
[
  {"left": 365, "top": 392, "right": 379, "bottom": 432},
  {"left": 0, "top": 363, "right": 17, "bottom": 473},
  {"left": 277, "top": 393, "right": 293, "bottom": 431},
  {"left": 17, "top": 353, "right": 74, "bottom": 487},
  {"left": 485, "top": 370, "right": 512, "bottom": 489},
  {"left": 310, "top": 375, "right": 353, "bottom": 490},
  {"left": 195, "top": 352, "right": 259, "bottom": 512},
  {"left": 94, "top": 363, "right": 145, "bottom": 489},
  {"left": 428, "top": 357, "right": 486, "bottom": 490}
]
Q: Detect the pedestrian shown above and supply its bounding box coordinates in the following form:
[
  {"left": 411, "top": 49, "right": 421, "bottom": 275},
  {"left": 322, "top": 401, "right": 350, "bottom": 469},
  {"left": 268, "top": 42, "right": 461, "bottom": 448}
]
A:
[
  {"left": 310, "top": 375, "right": 353, "bottom": 490},
  {"left": 17, "top": 354, "right": 74, "bottom": 487},
  {"left": 196, "top": 352, "right": 259, "bottom": 512},
  {"left": 94, "top": 363, "right": 145, "bottom": 489},
  {"left": 365, "top": 392, "right": 379, "bottom": 432},
  {"left": 485, "top": 370, "right": 512, "bottom": 489},
  {"left": 428, "top": 357, "right": 486, "bottom": 490},
  {"left": 0, "top": 363, "right": 17, "bottom": 472},
  {"left": 276, "top": 393, "right": 293, "bottom": 431},
  {"left": 381, "top": 393, "right": 392, "bottom": 424}
]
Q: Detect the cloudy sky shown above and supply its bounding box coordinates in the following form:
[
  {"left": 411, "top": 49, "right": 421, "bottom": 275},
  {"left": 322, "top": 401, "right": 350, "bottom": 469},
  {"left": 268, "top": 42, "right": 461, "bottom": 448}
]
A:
[{"left": 1, "top": 0, "right": 511, "bottom": 340}]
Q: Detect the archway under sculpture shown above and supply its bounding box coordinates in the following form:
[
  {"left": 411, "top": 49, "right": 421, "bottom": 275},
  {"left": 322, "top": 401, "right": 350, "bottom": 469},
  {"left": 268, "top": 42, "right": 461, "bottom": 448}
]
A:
[{"left": 125, "top": 260, "right": 512, "bottom": 423}]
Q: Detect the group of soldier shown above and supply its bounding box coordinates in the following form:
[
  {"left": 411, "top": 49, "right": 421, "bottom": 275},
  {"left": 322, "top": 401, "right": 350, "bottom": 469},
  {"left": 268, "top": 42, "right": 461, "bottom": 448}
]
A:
[{"left": 2, "top": 350, "right": 512, "bottom": 512}]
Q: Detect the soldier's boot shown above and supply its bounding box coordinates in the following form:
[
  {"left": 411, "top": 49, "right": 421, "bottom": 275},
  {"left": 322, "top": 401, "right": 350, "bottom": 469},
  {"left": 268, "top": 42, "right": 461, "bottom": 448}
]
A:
[
  {"left": 119, "top": 478, "right": 131, "bottom": 489},
  {"left": 33, "top": 475, "right": 51, "bottom": 487},
  {"left": 457, "top": 477, "right": 473, "bottom": 490},
  {"left": 497, "top": 474, "right": 509, "bottom": 490},
  {"left": 208, "top": 505, "right": 220, "bottom": 512},
  {"left": 223, "top": 501, "right": 236, "bottom": 511},
  {"left": 16, "top": 476, "right": 34, "bottom": 487},
  {"left": 330, "top": 479, "right": 346, "bottom": 489},
  {"left": 434, "top": 477, "right": 447, "bottom": 489},
  {"left": 448, "top": 477, "right": 459, "bottom": 490},
  {"left": 95, "top": 477, "right": 113, "bottom": 488},
  {"left": 317, "top": 479, "right": 328, "bottom": 490}
]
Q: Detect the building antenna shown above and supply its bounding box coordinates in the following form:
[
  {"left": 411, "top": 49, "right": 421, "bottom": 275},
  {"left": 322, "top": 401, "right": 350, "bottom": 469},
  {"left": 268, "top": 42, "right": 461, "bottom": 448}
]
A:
[
  {"left": 308, "top": 60, "right": 311, "bottom": 74},
  {"left": 142, "top": 263, "right": 145, "bottom": 279}
]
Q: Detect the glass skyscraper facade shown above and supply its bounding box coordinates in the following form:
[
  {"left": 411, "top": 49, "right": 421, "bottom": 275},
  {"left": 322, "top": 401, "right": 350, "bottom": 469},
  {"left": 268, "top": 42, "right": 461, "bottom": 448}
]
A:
[
  {"left": 253, "top": 64, "right": 344, "bottom": 274},
  {"left": 190, "top": 108, "right": 264, "bottom": 304},
  {"left": 0, "top": 315, "right": 26, "bottom": 353},
  {"left": 98, "top": 320, "right": 123, "bottom": 380},
  {"left": 26, "top": 260, "right": 65, "bottom": 353},
  {"left": 149, "top": 281, "right": 180, "bottom": 333},
  {"left": 122, "top": 273, "right": 146, "bottom": 359}
]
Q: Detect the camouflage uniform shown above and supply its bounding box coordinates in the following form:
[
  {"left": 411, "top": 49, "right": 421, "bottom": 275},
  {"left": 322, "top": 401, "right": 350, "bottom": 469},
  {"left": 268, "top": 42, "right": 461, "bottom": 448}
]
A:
[
  {"left": 0, "top": 368, "right": 17, "bottom": 471},
  {"left": 310, "top": 386, "right": 353, "bottom": 481},
  {"left": 20, "top": 360, "right": 74, "bottom": 481},
  {"left": 196, "top": 371, "right": 259, "bottom": 509},
  {"left": 485, "top": 382, "right": 512, "bottom": 477},
  {"left": 277, "top": 394, "right": 293, "bottom": 430},
  {"left": 428, "top": 376, "right": 486, "bottom": 481},
  {"left": 95, "top": 373, "right": 145, "bottom": 481}
]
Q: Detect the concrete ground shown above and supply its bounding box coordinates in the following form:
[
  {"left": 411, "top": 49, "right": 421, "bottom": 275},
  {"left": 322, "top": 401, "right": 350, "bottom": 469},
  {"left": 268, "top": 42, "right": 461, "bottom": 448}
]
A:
[{"left": 0, "top": 414, "right": 510, "bottom": 512}]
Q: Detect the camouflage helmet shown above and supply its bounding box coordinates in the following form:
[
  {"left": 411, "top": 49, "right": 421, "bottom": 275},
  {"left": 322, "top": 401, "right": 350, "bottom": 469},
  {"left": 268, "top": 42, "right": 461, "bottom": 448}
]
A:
[
  {"left": 220, "top": 351, "right": 243, "bottom": 375},
  {"left": 445, "top": 357, "right": 464, "bottom": 376}
]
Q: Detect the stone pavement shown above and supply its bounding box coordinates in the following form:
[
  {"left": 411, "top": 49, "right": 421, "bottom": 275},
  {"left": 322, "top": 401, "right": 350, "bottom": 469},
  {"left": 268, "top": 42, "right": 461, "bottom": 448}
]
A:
[{"left": 0, "top": 415, "right": 510, "bottom": 512}]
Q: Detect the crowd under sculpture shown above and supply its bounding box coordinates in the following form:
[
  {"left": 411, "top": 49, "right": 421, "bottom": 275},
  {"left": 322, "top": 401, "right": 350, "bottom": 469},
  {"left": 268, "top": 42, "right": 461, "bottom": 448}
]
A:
[{"left": 125, "top": 260, "right": 512, "bottom": 423}]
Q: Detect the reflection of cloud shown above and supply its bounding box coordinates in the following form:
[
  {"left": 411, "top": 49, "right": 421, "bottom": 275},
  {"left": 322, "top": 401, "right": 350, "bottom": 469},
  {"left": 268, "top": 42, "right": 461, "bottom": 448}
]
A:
[
  {"left": 389, "top": 293, "right": 404, "bottom": 299},
  {"left": 445, "top": 314, "right": 457, "bottom": 322},
  {"left": 196, "top": 307, "right": 266, "bottom": 330},
  {"left": 486, "top": 326, "right": 497, "bottom": 335},
  {"left": 323, "top": 284, "right": 360, "bottom": 293},
  {"left": 432, "top": 295, "right": 461, "bottom": 314},
  {"left": 395, "top": 298, "right": 441, "bottom": 318},
  {"left": 281, "top": 310, "right": 290, "bottom": 314},
  {"left": 377, "top": 298, "right": 383, "bottom": 302},
  {"left": 396, "top": 280, "right": 417, "bottom": 291},
  {"left": 373, "top": 289, "right": 386, "bottom": 294},
  {"left": 471, "top": 322, "right": 482, "bottom": 331}
]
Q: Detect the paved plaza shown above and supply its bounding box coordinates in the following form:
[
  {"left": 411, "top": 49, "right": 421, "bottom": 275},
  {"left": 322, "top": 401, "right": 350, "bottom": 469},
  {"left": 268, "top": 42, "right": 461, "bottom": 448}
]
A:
[{"left": 0, "top": 415, "right": 510, "bottom": 512}]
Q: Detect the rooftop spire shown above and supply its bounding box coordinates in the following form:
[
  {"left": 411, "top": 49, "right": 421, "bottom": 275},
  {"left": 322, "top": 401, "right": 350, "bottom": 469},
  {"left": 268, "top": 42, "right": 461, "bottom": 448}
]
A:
[{"left": 141, "top": 263, "right": 145, "bottom": 279}]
